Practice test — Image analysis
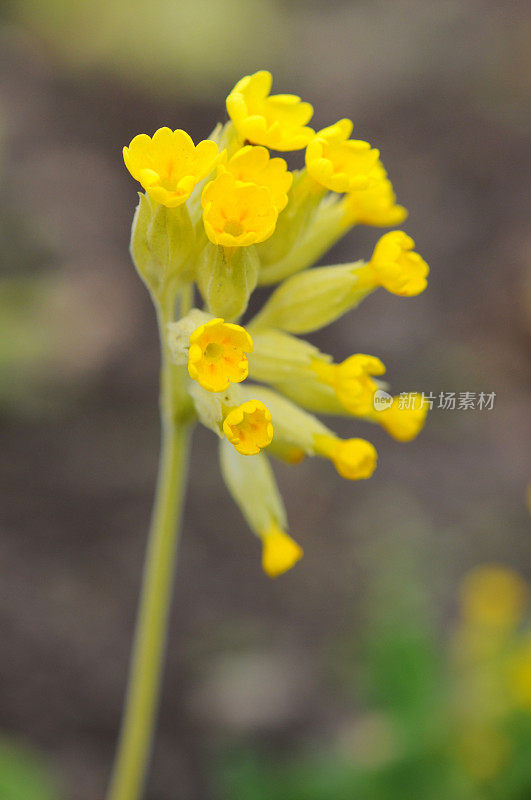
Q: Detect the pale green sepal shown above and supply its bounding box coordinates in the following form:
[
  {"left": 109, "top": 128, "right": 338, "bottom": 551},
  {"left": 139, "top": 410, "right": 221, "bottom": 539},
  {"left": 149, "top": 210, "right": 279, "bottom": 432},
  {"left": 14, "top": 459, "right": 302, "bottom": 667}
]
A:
[
  {"left": 258, "top": 196, "right": 348, "bottom": 285},
  {"left": 249, "top": 260, "right": 372, "bottom": 335},
  {"left": 166, "top": 308, "right": 212, "bottom": 365},
  {"left": 187, "top": 380, "right": 224, "bottom": 437},
  {"left": 249, "top": 328, "right": 327, "bottom": 384},
  {"left": 219, "top": 440, "right": 287, "bottom": 538},
  {"left": 197, "top": 242, "right": 259, "bottom": 321},
  {"left": 256, "top": 170, "right": 324, "bottom": 269},
  {"left": 274, "top": 379, "right": 345, "bottom": 415},
  {"left": 130, "top": 192, "right": 195, "bottom": 297}
]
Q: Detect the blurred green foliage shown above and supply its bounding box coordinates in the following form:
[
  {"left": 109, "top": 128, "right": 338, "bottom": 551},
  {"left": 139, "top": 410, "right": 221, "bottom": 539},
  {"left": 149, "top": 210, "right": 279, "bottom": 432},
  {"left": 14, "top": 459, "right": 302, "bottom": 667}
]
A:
[
  {"left": 0, "top": 738, "right": 60, "bottom": 800},
  {"left": 216, "top": 565, "right": 531, "bottom": 800}
]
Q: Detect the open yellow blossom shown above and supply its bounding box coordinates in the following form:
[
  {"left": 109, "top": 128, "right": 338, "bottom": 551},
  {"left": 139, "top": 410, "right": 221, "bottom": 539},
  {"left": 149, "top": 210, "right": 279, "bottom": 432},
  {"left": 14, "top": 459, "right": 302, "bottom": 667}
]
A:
[
  {"left": 226, "top": 70, "right": 314, "bottom": 151},
  {"left": 202, "top": 172, "right": 278, "bottom": 247},
  {"left": 311, "top": 354, "right": 386, "bottom": 416},
  {"left": 366, "top": 231, "right": 429, "bottom": 296},
  {"left": 261, "top": 523, "right": 303, "bottom": 578},
  {"left": 123, "top": 127, "right": 218, "bottom": 208},
  {"left": 187, "top": 318, "right": 253, "bottom": 393},
  {"left": 313, "top": 433, "right": 377, "bottom": 480},
  {"left": 373, "top": 393, "right": 429, "bottom": 441},
  {"left": 306, "top": 119, "right": 380, "bottom": 193},
  {"left": 223, "top": 400, "right": 273, "bottom": 456},
  {"left": 460, "top": 565, "right": 528, "bottom": 630},
  {"left": 220, "top": 145, "right": 293, "bottom": 211},
  {"left": 343, "top": 163, "right": 408, "bottom": 227}
]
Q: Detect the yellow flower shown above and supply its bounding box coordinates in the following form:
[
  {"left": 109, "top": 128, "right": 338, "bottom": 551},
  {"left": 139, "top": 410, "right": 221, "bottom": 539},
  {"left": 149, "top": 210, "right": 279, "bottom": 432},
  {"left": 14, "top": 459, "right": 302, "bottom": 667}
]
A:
[
  {"left": 460, "top": 565, "right": 528, "bottom": 630},
  {"left": 123, "top": 127, "right": 218, "bottom": 207},
  {"left": 508, "top": 638, "right": 531, "bottom": 709},
  {"left": 202, "top": 172, "right": 278, "bottom": 247},
  {"left": 374, "top": 393, "right": 429, "bottom": 441},
  {"left": 226, "top": 70, "right": 314, "bottom": 151},
  {"left": 187, "top": 318, "right": 253, "bottom": 393},
  {"left": 220, "top": 145, "right": 293, "bottom": 211},
  {"left": 367, "top": 231, "right": 429, "bottom": 296},
  {"left": 261, "top": 524, "right": 303, "bottom": 578},
  {"left": 223, "top": 400, "right": 273, "bottom": 455},
  {"left": 311, "top": 354, "right": 386, "bottom": 416},
  {"left": 305, "top": 119, "right": 380, "bottom": 193},
  {"left": 313, "top": 434, "right": 377, "bottom": 480},
  {"left": 343, "top": 163, "right": 408, "bottom": 227}
]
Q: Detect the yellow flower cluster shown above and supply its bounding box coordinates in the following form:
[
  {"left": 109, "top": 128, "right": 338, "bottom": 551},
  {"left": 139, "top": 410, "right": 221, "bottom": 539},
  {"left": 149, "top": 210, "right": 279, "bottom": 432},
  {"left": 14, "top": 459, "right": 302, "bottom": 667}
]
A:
[{"left": 124, "top": 71, "right": 430, "bottom": 577}]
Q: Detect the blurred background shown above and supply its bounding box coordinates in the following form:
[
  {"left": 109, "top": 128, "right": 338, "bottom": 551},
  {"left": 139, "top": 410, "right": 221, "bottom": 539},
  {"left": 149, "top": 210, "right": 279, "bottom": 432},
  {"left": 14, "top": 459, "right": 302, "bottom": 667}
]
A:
[{"left": 0, "top": 1, "right": 530, "bottom": 798}]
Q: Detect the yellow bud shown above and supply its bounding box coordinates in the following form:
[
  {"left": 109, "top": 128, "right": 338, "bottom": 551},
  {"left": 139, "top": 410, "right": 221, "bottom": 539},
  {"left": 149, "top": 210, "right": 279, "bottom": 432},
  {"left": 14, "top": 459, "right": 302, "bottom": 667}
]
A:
[
  {"left": 343, "top": 163, "right": 408, "bottom": 227},
  {"left": 368, "top": 231, "right": 429, "bottom": 296},
  {"left": 123, "top": 127, "right": 218, "bottom": 207},
  {"left": 312, "top": 354, "right": 386, "bottom": 416},
  {"left": 202, "top": 172, "right": 278, "bottom": 247},
  {"left": 223, "top": 400, "right": 273, "bottom": 456},
  {"left": 226, "top": 70, "right": 314, "bottom": 151},
  {"left": 375, "top": 393, "right": 428, "bottom": 441},
  {"left": 460, "top": 565, "right": 528, "bottom": 630},
  {"left": 220, "top": 145, "right": 293, "bottom": 212},
  {"left": 187, "top": 318, "right": 253, "bottom": 393},
  {"left": 306, "top": 119, "right": 380, "bottom": 193},
  {"left": 261, "top": 524, "right": 303, "bottom": 578},
  {"left": 313, "top": 434, "right": 377, "bottom": 480}
]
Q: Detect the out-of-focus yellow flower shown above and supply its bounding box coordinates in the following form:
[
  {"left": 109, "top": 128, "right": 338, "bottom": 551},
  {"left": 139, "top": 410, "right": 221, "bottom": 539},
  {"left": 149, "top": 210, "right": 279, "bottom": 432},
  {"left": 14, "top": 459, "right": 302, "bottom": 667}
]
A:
[
  {"left": 343, "top": 163, "right": 408, "bottom": 227},
  {"left": 261, "top": 524, "right": 303, "bottom": 577},
  {"left": 202, "top": 172, "right": 278, "bottom": 247},
  {"left": 460, "top": 565, "right": 528, "bottom": 630},
  {"left": 459, "top": 726, "right": 511, "bottom": 781},
  {"left": 508, "top": 637, "right": 531, "bottom": 709},
  {"left": 226, "top": 70, "right": 314, "bottom": 151},
  {"left": 220, "top": 145, "right": 293, "bottom": 211},
  {"left": 311, "top": 354, "right": 385, "bottom": 416},
  {"left": 187, "top": 318, "right": 253, "bottom": 393},
  {"left": 123, "top": 127, "right": 218, "bottom": 208},
  {"left": 367, "top": 231, "right": 429, "bottom": 296},
  {"left": 223, "top": 399, "right": 273, "bottom": 455},
  {"left": 306, "top": 119, "right": 380, "bottom": 193},
  {"left": 374, "top": 393, "right": 429, "bottom": 441},
  {"left": 313, "top": 433, "right": 377, "bottom": 480}
]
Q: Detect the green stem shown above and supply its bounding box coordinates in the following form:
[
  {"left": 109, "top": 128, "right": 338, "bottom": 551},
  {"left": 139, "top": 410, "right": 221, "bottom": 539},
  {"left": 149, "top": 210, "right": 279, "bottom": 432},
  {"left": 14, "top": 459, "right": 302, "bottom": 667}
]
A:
[{"left": 107, "top": 287, "right": 194, "bottom": 800}]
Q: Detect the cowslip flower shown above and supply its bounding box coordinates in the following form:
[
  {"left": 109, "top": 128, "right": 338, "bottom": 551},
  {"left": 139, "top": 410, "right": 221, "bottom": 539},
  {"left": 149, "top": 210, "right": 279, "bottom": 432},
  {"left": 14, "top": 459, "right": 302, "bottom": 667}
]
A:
[
  {"left": 306, "top": 118, "right": 380, "bottom": 193},
  {"left": 219, "top": 145, "right": 293, "bottom": 211},
  {"left": 226, "top": 70, "right": 314, "bottom": 151},
  {"left": 201, "top": 171, "right": 278, "bottom": 247},
  {"left": 124, "top": 71, "right": 430, "bottom": 581},
  {"left": 187, "top": 317, "right": 253, "bottom": 393},
  {"left": 112, "top": 71, "right": 432, "bottom": 800},
  {"left": 123, "top": 127, "right": 218, "bottom": 207},
  {"left": 364, "top": 230, "right": 429, "bottom": 296}
]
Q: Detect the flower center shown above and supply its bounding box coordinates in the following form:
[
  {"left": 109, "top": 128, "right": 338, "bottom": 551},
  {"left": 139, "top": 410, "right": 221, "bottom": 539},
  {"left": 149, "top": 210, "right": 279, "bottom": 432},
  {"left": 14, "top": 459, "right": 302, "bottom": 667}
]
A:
[
  {"left": 223, "top": 219, "right": 244, "bottom": 237},
  {"left": 204, "top": 341, "right": 224, "bottom": 362}
]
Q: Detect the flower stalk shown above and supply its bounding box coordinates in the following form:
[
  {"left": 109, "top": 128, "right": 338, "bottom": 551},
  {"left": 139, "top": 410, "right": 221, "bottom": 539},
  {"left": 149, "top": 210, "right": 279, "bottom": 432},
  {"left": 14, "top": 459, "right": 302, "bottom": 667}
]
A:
[
  {"left": 107, "top": 68, "right": 431, "bottom": 800},
  {"left": 107, "top": 288, "right": 194, "bottom": 800}
]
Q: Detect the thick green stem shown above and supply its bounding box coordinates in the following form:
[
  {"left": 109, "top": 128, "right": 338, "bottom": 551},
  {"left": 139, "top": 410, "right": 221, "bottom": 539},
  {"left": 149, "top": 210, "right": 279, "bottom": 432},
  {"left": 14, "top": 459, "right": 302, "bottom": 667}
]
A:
[{"left": 107, "top": 287, "right": 194, "bottom": 800}]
